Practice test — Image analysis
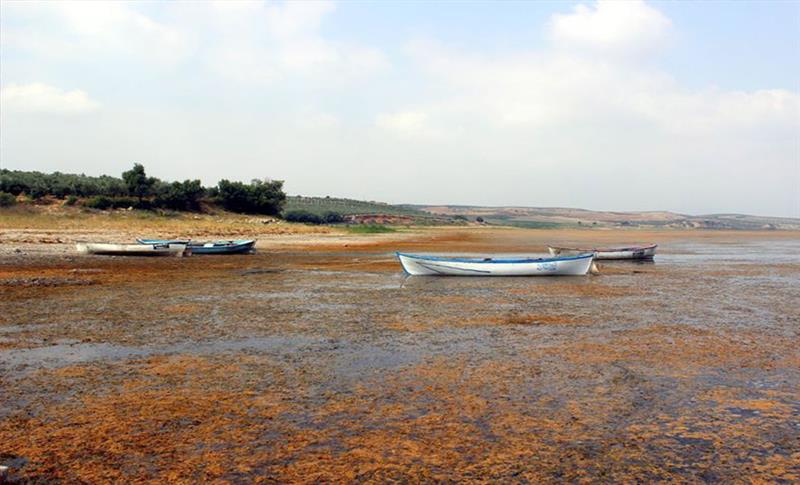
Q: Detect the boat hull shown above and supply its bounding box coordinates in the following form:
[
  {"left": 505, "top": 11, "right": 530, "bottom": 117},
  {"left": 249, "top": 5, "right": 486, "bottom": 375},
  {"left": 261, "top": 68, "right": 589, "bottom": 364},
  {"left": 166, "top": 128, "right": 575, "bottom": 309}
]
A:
[
  {"left": 397, "top": 252, "right": 594, "bottom": 276},
  {"left": 190, "top": 241, "right": 256, "bottom": 254},
  {"left": 77, "top": 243, "right": 188, "bottom": 257},
  {"left": 137, "top": 239, "right": 256, "bottom": 254},
  {"left": 548, "top": 244, "right": 657, "bottom": 260}
]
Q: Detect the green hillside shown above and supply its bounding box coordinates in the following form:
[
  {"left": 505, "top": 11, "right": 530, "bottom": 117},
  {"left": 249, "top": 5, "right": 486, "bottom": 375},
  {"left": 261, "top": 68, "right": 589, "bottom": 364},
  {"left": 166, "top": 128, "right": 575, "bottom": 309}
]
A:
[{"left": 284, "top": 196, "right": 428, "bottom": 217}]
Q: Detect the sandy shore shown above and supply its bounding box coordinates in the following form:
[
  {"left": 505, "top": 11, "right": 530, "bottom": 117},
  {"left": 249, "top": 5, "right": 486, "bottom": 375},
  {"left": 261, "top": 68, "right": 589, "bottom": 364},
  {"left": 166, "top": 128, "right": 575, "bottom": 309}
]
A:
[{"left": 1, "top": 216, "right": 798, "bottom": 482}]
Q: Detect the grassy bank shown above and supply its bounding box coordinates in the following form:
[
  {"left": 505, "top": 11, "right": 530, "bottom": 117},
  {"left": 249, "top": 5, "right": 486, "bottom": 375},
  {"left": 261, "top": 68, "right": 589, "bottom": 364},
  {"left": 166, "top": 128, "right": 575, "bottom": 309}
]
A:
[
  {"left": 346, "top": 224, "right": 397, "bottom": 234},
  {"left": 284, "top": 196, "right": 425, "bottom": 217}
]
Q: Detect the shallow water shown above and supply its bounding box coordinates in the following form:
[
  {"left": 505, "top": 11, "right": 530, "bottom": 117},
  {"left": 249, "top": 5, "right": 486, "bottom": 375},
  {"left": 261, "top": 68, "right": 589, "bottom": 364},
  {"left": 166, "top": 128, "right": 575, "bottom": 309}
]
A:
[{"left": 1, "top": 235, "right": 799, "bottom": 481}]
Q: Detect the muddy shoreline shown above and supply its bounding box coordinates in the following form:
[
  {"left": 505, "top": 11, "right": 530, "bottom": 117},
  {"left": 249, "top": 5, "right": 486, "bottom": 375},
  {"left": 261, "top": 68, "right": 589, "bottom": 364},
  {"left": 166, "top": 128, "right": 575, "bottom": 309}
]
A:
[{"left": 1, "top": 227, "right": 798, "bottom": 482}]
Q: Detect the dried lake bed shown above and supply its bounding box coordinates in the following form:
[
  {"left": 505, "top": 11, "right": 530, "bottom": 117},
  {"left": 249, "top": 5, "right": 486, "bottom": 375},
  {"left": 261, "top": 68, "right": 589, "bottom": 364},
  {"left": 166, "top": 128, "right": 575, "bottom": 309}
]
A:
[{"left": 1, "top": 228, "right": 799, "bottom": 482}]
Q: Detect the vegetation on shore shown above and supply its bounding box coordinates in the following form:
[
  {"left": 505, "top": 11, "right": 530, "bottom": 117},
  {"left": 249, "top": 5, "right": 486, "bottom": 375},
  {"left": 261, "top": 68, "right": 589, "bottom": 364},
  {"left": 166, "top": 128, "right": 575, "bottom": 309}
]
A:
[
  {"left": 0, "top": 167, "right": 480, "bottom": 228},
  {"left": 0, "top": 191, "right": 16, "bottom": 207},
  {"left": 283, "top": 210, "right": 346, "bottom": 225},
  {"left": 346, "top": 224, "right": 397, "bottom": 234},
  {"left": 1, "top": 165, "right": 286, "bottom": 216},
  {"left": 284, "top": 195, "right": 426, "bottom": 217}
]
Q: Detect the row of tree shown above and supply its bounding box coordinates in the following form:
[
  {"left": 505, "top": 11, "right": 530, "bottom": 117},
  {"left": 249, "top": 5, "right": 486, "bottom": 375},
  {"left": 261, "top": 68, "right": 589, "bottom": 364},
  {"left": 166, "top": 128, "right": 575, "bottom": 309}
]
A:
[
  {"left": 283, "top": 210, "right": 346, "bottom": 224},
  {"left": 0, "top": 164, "right": 286, "bottom": 215}
]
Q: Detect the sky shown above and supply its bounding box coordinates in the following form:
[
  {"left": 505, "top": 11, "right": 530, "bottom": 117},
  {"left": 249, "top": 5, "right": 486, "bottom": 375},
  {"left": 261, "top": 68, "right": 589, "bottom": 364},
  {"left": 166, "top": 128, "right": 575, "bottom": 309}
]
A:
[{"left": 1, "top": 0, "right": 798, "bottom": 217}]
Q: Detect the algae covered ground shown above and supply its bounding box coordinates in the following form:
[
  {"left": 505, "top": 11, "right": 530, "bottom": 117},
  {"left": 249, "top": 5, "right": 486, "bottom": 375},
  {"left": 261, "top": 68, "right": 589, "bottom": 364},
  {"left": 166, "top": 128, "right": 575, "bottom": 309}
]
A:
[{"left": 1, "top": 216, "right": 798, "bottom": 482}]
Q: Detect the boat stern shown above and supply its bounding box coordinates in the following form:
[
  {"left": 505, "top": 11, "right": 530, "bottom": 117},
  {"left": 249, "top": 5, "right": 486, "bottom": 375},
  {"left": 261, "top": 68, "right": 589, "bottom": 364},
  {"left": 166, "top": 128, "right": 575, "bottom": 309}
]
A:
[
  {"left": 166, "top": 243, "right": 190, "bottom": 257},
  {"left": 558, "top": 253, "right": 596, "bottom": 275}
]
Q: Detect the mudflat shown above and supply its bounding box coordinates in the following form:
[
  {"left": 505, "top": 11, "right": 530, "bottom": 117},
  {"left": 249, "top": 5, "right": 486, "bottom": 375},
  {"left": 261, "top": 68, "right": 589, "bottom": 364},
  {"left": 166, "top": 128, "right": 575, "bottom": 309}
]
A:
[{"left": 1, "top": 223, "right": 798, "bottom": 482}]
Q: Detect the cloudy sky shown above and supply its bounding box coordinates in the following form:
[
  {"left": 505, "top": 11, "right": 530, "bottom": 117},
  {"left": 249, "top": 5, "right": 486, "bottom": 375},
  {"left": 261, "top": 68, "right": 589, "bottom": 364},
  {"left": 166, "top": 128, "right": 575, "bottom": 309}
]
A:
[{"left": 1, "top": 0, "right": 798, "bottom": 217}]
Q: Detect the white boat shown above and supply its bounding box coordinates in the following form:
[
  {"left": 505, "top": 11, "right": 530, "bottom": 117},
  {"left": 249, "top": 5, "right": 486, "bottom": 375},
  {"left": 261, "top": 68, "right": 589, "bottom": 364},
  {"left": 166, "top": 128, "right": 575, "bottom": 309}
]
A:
[
  {"left": 396, "top": 252, "right": 594, "bottom": 276},
  {"left": 76, "top": 242, "right": 189, "bottom": 257},
  {"left": 548, "top": 244, "right": 657, "bottom": 260}
]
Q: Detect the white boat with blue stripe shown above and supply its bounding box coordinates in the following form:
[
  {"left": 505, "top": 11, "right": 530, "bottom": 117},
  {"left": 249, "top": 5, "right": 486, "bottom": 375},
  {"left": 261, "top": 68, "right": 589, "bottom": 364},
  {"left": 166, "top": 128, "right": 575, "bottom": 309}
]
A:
[
  {"left": 396, "top": 252, "right": 595, "bottom": 276},
  {"left": 548, "top": 243, "right": 657, "bottom": 260}
]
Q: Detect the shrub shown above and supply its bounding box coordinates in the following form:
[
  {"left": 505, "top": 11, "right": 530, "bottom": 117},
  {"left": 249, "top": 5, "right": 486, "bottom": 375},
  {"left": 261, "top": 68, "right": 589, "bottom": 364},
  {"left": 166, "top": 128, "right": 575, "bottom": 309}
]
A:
[
  {"left": 284, "top": 210, "right": 323, "bottom": 224},
  {"left": 0, "top": 169, "right": 128, "bottom": 198},
  {"left": 0, "top": 192, "right": 16, "bottom": 207},
  {"left": 84, "top": 195, "right": 113, "bottom": 210},
  {"left": 216, "top": 179, "right": 286, "bottom": 215},
  {"left": 94, "top": 175, "right": 128, "bottom": 197},
  {"left": 122, "top": 163, "right": 157, "bottom": 202},
  {"left": 155, "top": 179, "right": 205, "bottom": 211},
  {"left": 0, "top": 167, "right": 289, "bottom": 215},
  {"left": 322, "top": 211, "right": 345, "bottom": 224},
  {"left": 65, "top": 195, "right": 79, "bottom": 206},
  {"left": 112, "top": 197, "right": 138, "bottom": 209}
]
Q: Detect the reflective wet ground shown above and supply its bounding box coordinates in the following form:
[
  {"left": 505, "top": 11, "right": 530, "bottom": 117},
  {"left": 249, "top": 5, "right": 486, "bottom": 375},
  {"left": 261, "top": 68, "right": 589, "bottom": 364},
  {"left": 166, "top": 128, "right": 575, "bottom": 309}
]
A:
[{"left": 1, "top": 230, "right": 798, "bottom": 482}]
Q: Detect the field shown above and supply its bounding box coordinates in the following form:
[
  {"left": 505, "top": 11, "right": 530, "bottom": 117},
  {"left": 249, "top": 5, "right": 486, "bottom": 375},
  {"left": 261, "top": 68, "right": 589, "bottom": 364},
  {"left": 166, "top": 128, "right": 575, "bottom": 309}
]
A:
[
  {"left": 285, "top": 196, "right": 429, "bottom": 218},
  {"left": 1, "top": 211, "right": 799, "bottom": 482}
]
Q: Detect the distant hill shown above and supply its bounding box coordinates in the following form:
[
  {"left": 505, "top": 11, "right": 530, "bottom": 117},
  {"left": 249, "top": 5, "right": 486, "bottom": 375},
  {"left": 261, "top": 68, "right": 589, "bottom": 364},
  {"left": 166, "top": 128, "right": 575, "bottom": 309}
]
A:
[
  {"left": 405, "top": 205, "right": 800, "bottom": 230},
  {"left": 283, "top": 196, "right": 800, "bottom": 229}
]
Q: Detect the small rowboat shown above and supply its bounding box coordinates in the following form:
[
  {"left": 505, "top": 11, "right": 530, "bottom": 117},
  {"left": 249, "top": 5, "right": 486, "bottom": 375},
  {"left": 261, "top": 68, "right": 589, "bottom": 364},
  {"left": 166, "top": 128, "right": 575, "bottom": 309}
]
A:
[
  {"left": 137, "top": 239, "right": 256, "bottom": 255},
  {"left": 76, "top": 242, "right": 188, "bottom": 257},
  {"left": 548, "top": 244, "right": 657, "bottom": 260},
  {"left": 396, "top": 252, "right": 595, "bottom": 276}
]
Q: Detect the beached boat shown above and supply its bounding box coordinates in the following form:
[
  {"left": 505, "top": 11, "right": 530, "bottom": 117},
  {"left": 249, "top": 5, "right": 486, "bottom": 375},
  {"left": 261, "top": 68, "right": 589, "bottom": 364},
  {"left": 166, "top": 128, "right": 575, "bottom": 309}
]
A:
[
  {"left": 137, "top": 239, "right": 256, "bottom": 254},
  {"left": 396, "top": 252, "right": 595, "bottom": 276},
  {"left": 547, "top": 244, "right": 657, "bottom": 260},
  {"left": 76, "top": 242, "right": 188, "bottom": 257}
]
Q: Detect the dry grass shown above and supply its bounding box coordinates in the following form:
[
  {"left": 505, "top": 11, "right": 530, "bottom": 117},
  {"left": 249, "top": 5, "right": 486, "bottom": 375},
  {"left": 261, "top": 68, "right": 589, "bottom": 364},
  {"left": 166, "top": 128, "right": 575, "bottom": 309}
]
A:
[{"left": 0, "top": 205, "right": 332, "bottom": 238}]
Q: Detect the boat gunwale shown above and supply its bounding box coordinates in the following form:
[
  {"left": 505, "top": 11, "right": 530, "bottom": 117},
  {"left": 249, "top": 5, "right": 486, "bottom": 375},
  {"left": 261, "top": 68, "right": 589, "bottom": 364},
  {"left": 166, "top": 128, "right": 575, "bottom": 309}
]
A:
[
  {"left": 76, "top": 242, "right": 188, "bottom": 255},
  {"left": 137, "top": 239, "right": 255, "bottom": 248},
  {"left": 548, "top": 243, "right": 657, "bottom": 253}
]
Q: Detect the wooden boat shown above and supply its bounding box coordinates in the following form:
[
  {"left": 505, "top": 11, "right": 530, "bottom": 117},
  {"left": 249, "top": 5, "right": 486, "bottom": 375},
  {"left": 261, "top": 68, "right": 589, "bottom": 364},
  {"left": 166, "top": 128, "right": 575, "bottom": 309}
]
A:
[
  {"left": 547, "top": 244, "right": 657, "bottom": 260},
  {"left": 137, "top": 239, "right": 256, "bottom": 254},
  {"left": 396, "top": 252, "right": 595, "bottom": 276},
  {"left": 76, "top": 242, "right": 188, "bottom": 257}
]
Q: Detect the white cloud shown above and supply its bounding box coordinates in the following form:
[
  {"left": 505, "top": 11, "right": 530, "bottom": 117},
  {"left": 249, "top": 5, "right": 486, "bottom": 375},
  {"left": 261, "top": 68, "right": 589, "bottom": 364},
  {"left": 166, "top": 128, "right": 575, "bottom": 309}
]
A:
[
  {"left": 1, "top": 1, "right": 188, "bottom": 65},
  {"left": 368, "top": 1, "right": 799, "bottom": 215},
  {"left": 376, "top": 111, "right": 434, "bottom": 137},
  {"left": 177, "top": 0, "right": 388, "bottom": 83},
  {"left": 299, "top": 111, "right": 340, "bottom": 129},
  {"left": 630, "top": 87, "right": 800, "bottom": 134},
  {"left": 197, "top": 1, "right": 336, "bottom": 81},
  {"left": 549, "top": 0, "right": 672, "bottom": 55},
  {"left": 263, "top": 0, "right": 336, "bottom": 39},
  {"left": 2, "top": 0, "right": 387, "bottom": 82},
  {"left": 1, "top": 1, "right": 797, "bottom": 216},
  {"left": 0, "top": 83, "right": 99, "bottom": 113},
  {"left": 399, "top": 1, "right": 797, "bottom": 135}
]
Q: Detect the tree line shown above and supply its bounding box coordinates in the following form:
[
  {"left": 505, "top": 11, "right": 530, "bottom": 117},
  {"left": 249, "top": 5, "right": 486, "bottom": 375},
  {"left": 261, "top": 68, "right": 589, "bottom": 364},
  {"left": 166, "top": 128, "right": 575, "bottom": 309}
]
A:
[{"left": 0, "top": 164, "right": 286, "bottom": 215}]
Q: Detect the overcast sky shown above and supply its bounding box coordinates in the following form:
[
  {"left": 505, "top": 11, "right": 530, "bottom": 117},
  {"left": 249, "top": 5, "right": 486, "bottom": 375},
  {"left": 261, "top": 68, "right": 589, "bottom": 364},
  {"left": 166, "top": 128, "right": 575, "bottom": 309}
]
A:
[{"left": 1, "top": 0, "right": 798, "bottom": 217}]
